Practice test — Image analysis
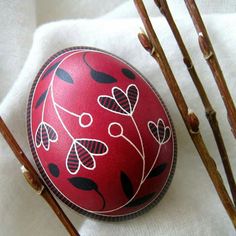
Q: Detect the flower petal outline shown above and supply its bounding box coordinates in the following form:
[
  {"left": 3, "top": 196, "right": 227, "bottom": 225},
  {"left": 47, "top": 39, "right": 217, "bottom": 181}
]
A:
[
  {"left": 35, "top": 122, "right": 58, "bottom": 151},
  {"left": 75, "top": 142, "right": 96, "bottom": 170},
  {"left": 127, "top": 84, "right": 139, "bottom": 113},
  {"left": 76, "top": 139, "right": 108, "bottom": 155},
  {"left": 148, "top": 119, "right": 171, "bottom": 144},
  {"left": 112, "top": 87, "right": 131, "bottom": 113},
  {"left": 97, "top": 95, "right": 128, "bottom": 115},
  {"left": 66, "top": 142, "right": 80, "bottom": 175},
  {"left": 66, "top": 139, "right": 108, "bottom": 174},
  {"left": 97, "top": 84, "right": 139, "bottom": 116}
]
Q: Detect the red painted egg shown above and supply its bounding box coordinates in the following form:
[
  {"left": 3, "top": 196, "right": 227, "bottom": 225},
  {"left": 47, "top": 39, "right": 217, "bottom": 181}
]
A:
[{"left": 27, "top": 47, "right": 177, "bottom": 220}]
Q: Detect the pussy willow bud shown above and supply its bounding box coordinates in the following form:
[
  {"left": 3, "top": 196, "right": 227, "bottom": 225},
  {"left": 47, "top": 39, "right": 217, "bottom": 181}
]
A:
[
  {"left": 138, "top": 32, "right": 153, "bottom": 53},
  {"left": 21, "top": 166, "right": 44, "bottom": 194},
  {"left": 188, "top": 110, "right": 199, "bottom": 133},
  {"left": 198, "top": 33, "right": 213, "bottom": 60}
]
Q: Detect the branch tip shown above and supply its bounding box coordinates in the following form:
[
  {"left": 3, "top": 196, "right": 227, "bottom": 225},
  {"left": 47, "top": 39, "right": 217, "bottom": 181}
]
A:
[
  {"left": 198, "top": 34, "right": 213, "bottom": 60},
  {"left": 138, "top": 32, "right": 153, "bottom": 53},
  {"left": 21, "top": 166, "right": 44, "bottom": 194}
]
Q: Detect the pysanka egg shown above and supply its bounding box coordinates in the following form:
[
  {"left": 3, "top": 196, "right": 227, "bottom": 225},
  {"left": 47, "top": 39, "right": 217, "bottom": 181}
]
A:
[{"left": 27, "top": 47, "right": 177, "bottom": 220}]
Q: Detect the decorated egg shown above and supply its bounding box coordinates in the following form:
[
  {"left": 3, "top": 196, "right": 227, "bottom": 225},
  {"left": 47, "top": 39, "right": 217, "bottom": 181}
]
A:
[{"left": 27, "top": 47, "right": 177, "bottom": 220}]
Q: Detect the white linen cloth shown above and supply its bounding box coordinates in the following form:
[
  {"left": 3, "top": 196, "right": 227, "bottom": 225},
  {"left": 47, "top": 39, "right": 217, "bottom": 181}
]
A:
[{"left": 0, "top": 1, "right": 235, "bottom": 235}]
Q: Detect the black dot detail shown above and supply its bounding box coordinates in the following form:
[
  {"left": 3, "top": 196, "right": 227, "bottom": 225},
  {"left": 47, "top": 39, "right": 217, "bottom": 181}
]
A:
[{"left": 48, "top": 163, "right": 60, "bottom": 177}]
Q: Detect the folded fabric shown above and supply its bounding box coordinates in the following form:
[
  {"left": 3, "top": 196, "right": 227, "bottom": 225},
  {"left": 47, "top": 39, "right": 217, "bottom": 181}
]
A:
[{"left": 0, "top": 1, "right": 235, "bottom": 235}]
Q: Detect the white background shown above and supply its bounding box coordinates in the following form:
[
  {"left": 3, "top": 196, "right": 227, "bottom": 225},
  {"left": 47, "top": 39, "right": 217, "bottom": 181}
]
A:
[{"left": 0, "top": 1, "right": 235, "bottom": 235}]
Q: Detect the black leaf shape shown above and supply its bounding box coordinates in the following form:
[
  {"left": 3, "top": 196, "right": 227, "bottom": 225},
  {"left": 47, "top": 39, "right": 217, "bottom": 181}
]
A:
[
  {"left": 42, "top": 61, "right": 61, "bottom": 79},
  {"left": 125, "top": 192, "right": 156, "bottom": 207},
  {"left": 147, "top": 163, "right": 167, "bottom": 178},
  {"left": 68, "top": 177, "right": 98, "bottom": 191},
  {"left": 48, "top": 163, "right": 60, "bottom": 177},
  {"left": 90, "top": 70, "right": 117, "bottom": 83},
  {"left": 56, "top": 68, "right": 74, "bottom": 84},
  {"left": 120, "top": 171, "right": 134, "bottom": 199},
  {"left": 83, "top": 52, "right": 117, "bottom": 83},
  {"left": 68, "top": 177, "right": 106, "bottom": 210},
  {"left": 35, "top": 90, "right": 48, "bottom": 109},
  {"left": 122, "top": 68, "right": 135, "bottom": 80}
]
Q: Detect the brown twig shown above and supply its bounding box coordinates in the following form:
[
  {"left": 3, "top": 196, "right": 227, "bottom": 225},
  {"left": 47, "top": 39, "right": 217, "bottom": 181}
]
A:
[
  {"left": 134, "top": 0, "right": 236, "bottom": 228},
  {"left": 154, "top": 0, "right": 236, "bottom": 206},
  {"left": 184, "top": 0, "right": 236, "bottom": 139},
  {"left": 0, "top": 116, "right": 79, "bottom": 236}
]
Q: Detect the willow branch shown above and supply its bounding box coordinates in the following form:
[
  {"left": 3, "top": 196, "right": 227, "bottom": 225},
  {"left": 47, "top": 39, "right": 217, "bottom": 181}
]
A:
[
  {"left": 154, "top": 0, "right": 236, "bottom": 206},
  {"left": 184, "top": 0, "right": 236, "bottom": 139},
  {"left": 134, "top": 0, "right": 236, "bottom": 228},
  {"left": 0, "top": 116, "right": 79, "bottom": 236}
]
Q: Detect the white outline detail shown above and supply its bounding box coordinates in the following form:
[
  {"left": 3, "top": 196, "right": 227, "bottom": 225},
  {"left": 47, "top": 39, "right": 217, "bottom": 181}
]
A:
[
  {"left": 148, "top": 119, "right": 171, "bottom": 145},
  {"left": 55, "top": 102, "right": 80, "bottom": 118},
  {"left": 112, "top": 87, "right": 131, "bottom": 114},
  {"left": 79, "top": 113, "right": 93, "bottom": 128},
  {"left": 31, "top": 49, "right": 104, "bottom": 213},
  {"left": 108, "top": 122, "right": 143, "bottom": 158},
  {"left": 121, "top": 135, "right": 143, "bottom": 158},
  {"left": 35, "top": 122, "right": 58, "bottom": 151},
  {"left": 30, "top": 49, "right": 175, "bottom": 214},
  {"left": 75, "top": 138, "right": 109, "bottom": 156},
  {"left": 95, "top": 119, "right": 146, "bottom": 213},
  {"left": 94, "top": 80, "right": 174, "bottom": 215},
  {"left": 148, "top": 120, "right": 159, "bottom": 143},
  {"left": 55, "top": 103, "right": 93, "bottom": 128},
  {"left": 97, "top": 95, "right": 130, "bottom": 116},
  {"left": 66, "top": 138, "right": 108, "bottom": 175},
  {"left": 66, "top": 142, "right": 81, "bottom": 175},
  {"left": 97, "top": 84, "right": 139, "bottom": 117},
  {"left": 94, "top": 83, "right": 151, "bottom": 213},
  {"left": 127, "top": 84, "right": 139, "bottom": 114},
  {"left": 131, "top": 116, "right": 144, "bottom": 158},
  {"left": 42, "top": 124, "right": 50, "bottom": 151},
  {"left": 108, "top": 122, "right": 123, "bottom": 138},
  {"left": 35, "top": 123, "right": 42, "bottom": 148},
  {"left": 142, "top": 145, "right": 161, "bottom": 183},
  {"left": 94, "top": 85, "right": 173, "bottom": 214},
  {"left": 95, "top": 133, "right": 175, "bottom": 218},
  {"left": 35, "top": 50, "right": 108, "bottom": 175}
]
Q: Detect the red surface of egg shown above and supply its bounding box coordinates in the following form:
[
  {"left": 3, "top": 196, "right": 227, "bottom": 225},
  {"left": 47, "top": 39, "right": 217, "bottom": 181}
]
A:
[{"left": 27, "top": 47, "right": 177, "bottom": 220}]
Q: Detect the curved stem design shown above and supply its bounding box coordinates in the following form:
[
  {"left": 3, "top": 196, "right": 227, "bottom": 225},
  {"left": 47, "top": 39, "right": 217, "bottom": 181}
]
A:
[
  {"left": 50, "top": 84, "right": 75, "bottom": 141},
  {"left": 142, "top": 144, "right": 161, "bottom": 183},
  {"left": 131, "top": 115, "right": 145, "bottom": 158},
  {"left": 121, "top": 134, "right": 143, "bottom": 158},
  {"left": 130, "top": 115, "right": 146, "bottom": 182},
  {"left": 95, "top": 189, "right": 106, "bottom": 211},
  {"left": 98, "top": 115, "right": 162, "bottom": 214},
  {"left": 55, "top": 102, "right": 81, "bottom": 118}
]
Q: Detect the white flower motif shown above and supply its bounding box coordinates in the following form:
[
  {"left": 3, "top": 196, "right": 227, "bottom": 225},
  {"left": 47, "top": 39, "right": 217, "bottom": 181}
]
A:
[
  {"left": 35, "top": 122, "right": 58, "bottom": 151},
  {"left": 66, "top": 139, "right": 108, "bottom": 175}
]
